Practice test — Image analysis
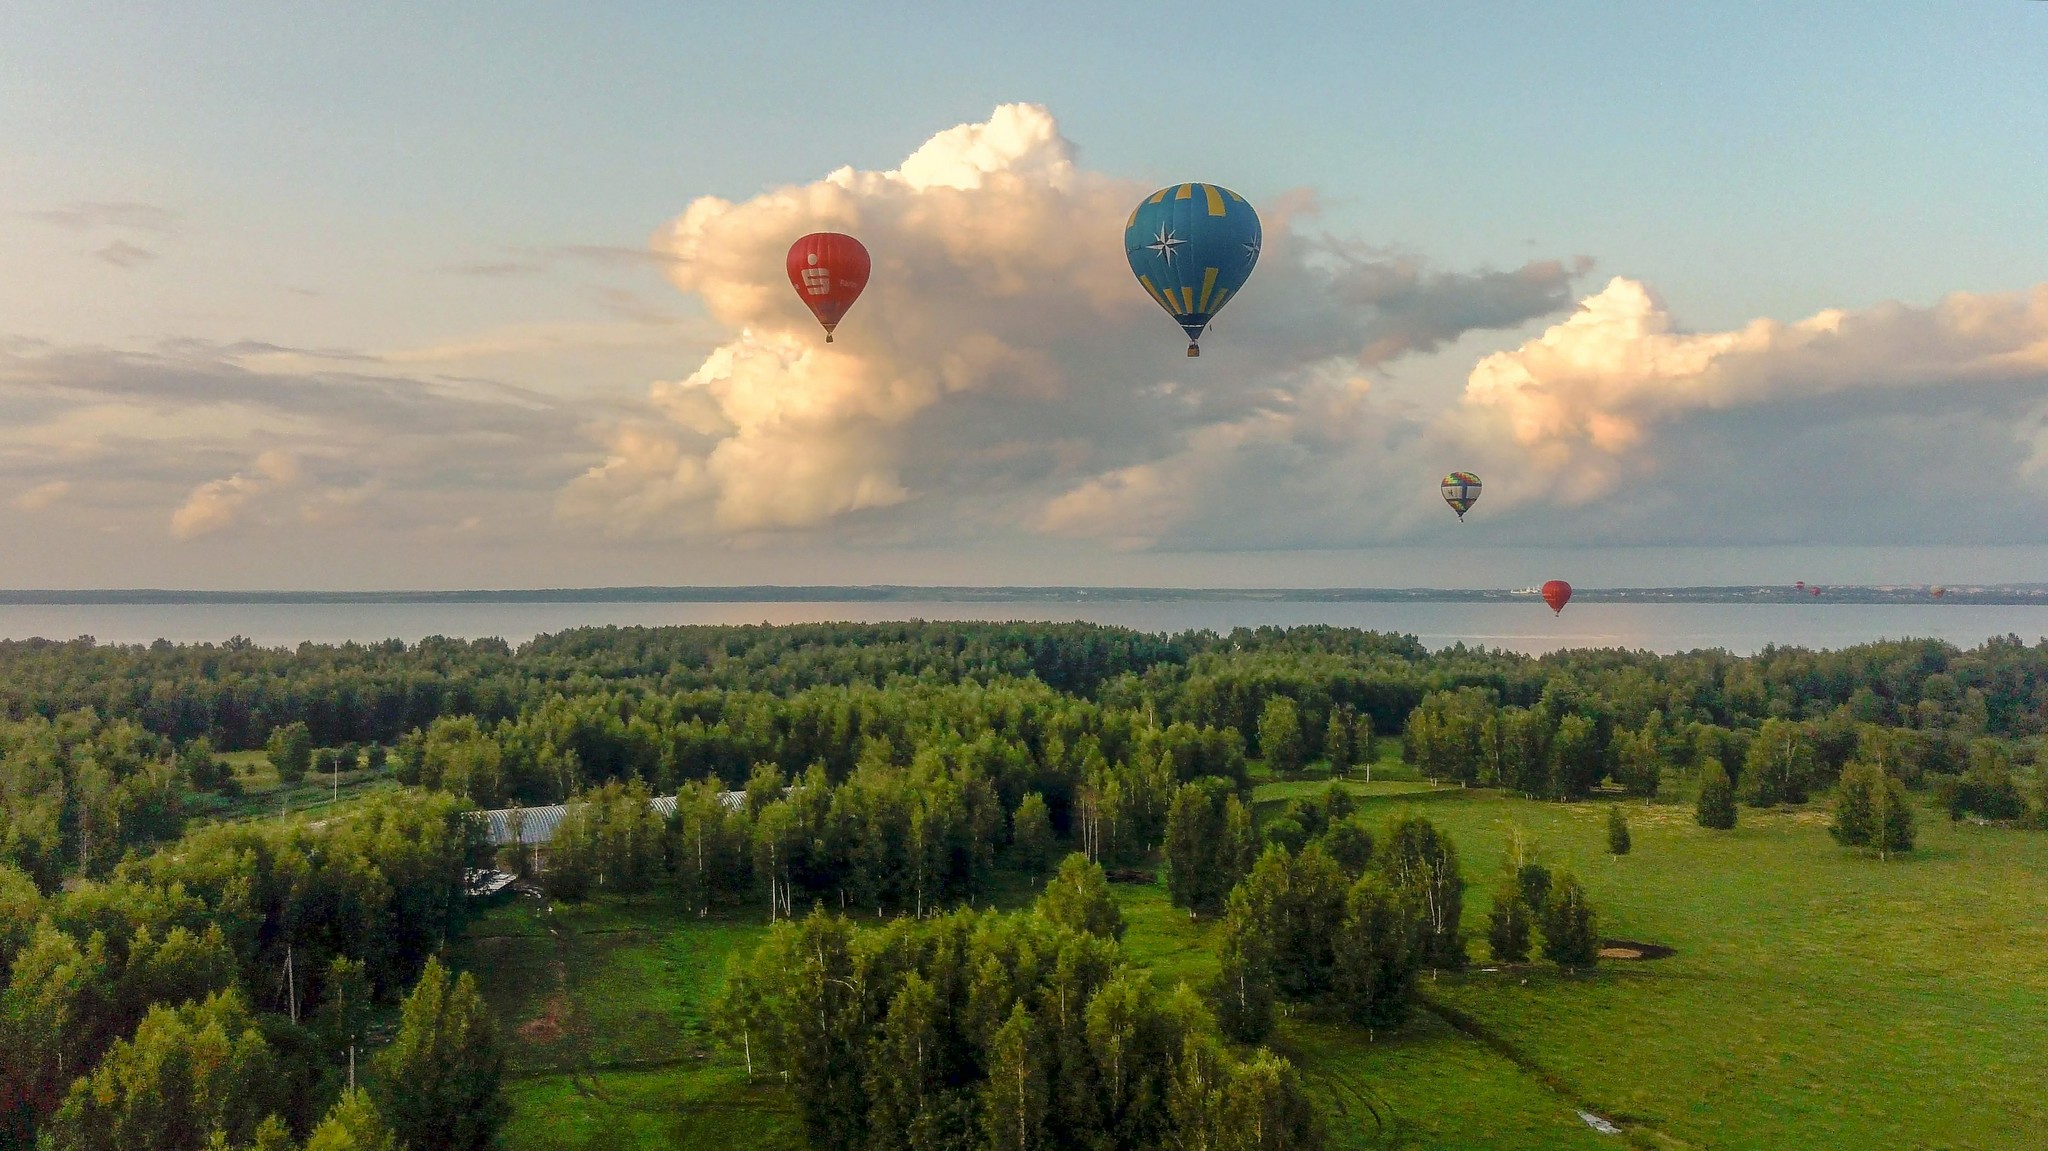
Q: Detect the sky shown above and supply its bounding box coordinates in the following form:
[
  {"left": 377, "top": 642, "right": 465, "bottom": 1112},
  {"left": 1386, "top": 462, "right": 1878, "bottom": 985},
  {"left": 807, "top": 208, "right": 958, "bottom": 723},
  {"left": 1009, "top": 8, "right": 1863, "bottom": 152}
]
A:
[{"left": 1, "top": 1, "right": 2044, "bottom": 590}]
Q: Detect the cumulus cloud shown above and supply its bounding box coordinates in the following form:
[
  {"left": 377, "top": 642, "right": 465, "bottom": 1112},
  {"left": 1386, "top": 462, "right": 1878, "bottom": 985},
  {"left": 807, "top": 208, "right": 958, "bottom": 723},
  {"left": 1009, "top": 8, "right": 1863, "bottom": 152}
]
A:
[
  {"left": 562, "top": 103, "right": 1577, "bottom": 542},
  {"left": 170, "top": 450, "right": 303, "bottom": 539},
  {"left": 1447, "top": 278, "right": 2048, "bottom": 543}
]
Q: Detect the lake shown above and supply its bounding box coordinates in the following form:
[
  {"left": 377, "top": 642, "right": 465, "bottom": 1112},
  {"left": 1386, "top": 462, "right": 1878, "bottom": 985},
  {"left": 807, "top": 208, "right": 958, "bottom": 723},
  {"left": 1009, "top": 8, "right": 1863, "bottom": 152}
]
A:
[{"left": 0, "top": 600, "right": 2043, "bottom": 655}]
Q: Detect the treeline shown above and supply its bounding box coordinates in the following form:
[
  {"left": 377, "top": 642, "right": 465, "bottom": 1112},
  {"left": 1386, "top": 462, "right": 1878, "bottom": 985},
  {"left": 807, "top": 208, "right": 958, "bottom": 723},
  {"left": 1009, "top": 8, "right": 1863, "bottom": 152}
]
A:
[
  {"left": 1400, "top": 680, "right": 2048, "bottom": 825},
  {"left": 511, "top": 714, "right": 1228, "bottom": 920},
  {"left": 5, "top": 625, "right": 2048, "bottom": 758},
  {"left": 716, "top": 857, "right": 1320, "bottom": 1151},
  {"left": 0, "top": 793, "right": 503, "bottom": 1151}
]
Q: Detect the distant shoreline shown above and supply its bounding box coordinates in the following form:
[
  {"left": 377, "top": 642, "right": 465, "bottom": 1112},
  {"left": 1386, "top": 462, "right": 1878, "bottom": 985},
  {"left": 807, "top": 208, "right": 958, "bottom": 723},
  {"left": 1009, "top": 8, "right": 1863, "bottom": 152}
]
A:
[{"left": 0, "top": 586, "right": 2041, "bottom": 606}]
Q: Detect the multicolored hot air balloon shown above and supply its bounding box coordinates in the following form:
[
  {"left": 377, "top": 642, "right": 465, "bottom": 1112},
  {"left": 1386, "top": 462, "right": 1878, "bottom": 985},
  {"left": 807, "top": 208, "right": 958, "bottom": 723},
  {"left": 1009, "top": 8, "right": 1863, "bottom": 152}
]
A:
[
  {"left": 1441, "top": 472, "right": 1482, "bottom": 521},
  {"left": 1931, "top": 585, "right": 1948, "bottom": 598},
  {"left": 1124, "top": 182, "right": 1261, "bottom": 357},
  {"left": 1541, "top": 580, "right": 1572, "bottom": 616},
  {"left": 786, "top": 232, "right": 871, "bottom": 342}
]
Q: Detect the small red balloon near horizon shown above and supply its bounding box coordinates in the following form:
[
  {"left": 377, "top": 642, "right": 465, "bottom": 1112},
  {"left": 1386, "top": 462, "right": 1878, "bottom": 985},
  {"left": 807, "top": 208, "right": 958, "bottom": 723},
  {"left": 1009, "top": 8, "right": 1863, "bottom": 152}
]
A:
[
  {"left": 786, "top": 232, "right": 871, "bottom": 342},
  {"left": 1795, "top": 580, "right": 1805, "bottom": 590},
  {"left": 1541, "top": 580, "right": 1572, "bottom": 616}
]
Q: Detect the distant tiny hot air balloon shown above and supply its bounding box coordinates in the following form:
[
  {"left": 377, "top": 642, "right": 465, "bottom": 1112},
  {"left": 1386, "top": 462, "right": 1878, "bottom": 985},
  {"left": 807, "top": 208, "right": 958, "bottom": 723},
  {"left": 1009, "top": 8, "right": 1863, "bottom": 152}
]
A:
[
  {"left": 1441, "top": 472, "right": 1482, "bottom": 521},
  {"left": 1931, "top": 586, "right": 1947, "bottom": 598},
  {"left": 1124, "top": 182, "right": 1261, "bottom": 357},
  {"left": 1541, "top": 580, "right": 1572, "bottom": 616},
  {"left": 786, "top": 232, "right": 871, "bottom": 342},
  {"left": 1794, "top": 580, "right": 1805, "bottom": 591},
  {"left": 1811, "top": 587, "right": 1822, "bottom": 597}
]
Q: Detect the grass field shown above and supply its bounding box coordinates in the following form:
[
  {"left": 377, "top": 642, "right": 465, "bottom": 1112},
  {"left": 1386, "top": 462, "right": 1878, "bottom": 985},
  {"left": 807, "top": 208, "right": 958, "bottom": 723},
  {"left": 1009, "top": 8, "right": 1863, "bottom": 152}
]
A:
[
  {"left": 454, "top": 784, "right": 2048, "bottom": 1150},
  {"left": 183, "top": 748, "right": 400, "bottom": 825}
]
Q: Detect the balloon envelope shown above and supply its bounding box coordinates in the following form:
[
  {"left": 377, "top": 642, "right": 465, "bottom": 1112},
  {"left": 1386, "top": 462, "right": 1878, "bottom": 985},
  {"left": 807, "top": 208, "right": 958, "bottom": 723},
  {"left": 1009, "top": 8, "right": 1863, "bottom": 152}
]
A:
[
  {"left": 1931, "top": 585, "right": 1947, "bottom": 598},
  {"left": 1124, "top": 183, "right": 1261, "bottom": 356},
  {"left": 1441, "top": 472, "right": 1482, "bottom": 520},
  {"left": 786, "top": 232, "right": 871, "bottom": 341},
  {"left": 1541, "top": 580, "right": 1572, "bottom": 615}
]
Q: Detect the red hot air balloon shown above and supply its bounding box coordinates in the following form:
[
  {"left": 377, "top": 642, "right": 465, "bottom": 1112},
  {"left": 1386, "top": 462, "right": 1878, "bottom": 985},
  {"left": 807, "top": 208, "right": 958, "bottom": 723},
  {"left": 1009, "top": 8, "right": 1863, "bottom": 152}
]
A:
[
  {"left": 786, "top": 232, "right": 871, "bottom": 342},
  {"left": 1541, "top": 580, "right": 1572, "bottom": 616}
]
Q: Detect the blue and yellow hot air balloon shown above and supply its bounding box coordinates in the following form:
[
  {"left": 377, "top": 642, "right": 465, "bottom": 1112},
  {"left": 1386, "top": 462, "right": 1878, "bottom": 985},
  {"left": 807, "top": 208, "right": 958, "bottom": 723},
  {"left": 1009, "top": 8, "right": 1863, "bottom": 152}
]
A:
[{"left": 1124, "top": 182, "right": 1261, "bottom": 357}]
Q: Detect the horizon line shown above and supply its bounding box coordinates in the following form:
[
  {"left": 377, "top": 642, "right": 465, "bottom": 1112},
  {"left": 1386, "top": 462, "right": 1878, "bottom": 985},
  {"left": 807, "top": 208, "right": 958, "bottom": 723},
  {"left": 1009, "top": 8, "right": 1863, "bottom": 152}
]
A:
[{"left": 0, "top": 583, "right": 2031, "bottom": 606}]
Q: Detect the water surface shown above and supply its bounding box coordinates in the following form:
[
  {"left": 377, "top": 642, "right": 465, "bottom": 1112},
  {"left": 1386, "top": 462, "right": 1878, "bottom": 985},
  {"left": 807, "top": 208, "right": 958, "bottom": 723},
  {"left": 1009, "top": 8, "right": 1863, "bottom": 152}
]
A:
[{"left": 1, "top": 600, "right": 2042, "bottom": 656}]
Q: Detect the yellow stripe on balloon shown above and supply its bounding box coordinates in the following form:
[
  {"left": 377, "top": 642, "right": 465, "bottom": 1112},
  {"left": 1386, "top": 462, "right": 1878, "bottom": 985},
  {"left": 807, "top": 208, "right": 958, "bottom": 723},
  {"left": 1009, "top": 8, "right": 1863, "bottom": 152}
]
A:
[
  {"left": 1148, "top": 188, "right": 1169, "bottom": 204},
  {"left": 1126, "top": 207, "right": 1138, "bottom": 228},
  {"left": 1198, "top": 267, "right": 1219, "bottom": 311},
  {"left": 1204, "top": 184, "right": 1225, "bottom": 216},
  {"left": 1225, "top": 188, "right": 1244, "bottom": 202},
  {"left": 1175, "top": 183, "right": 1194, "bottom": 200},
  {"left": 1210, "top": 288, "right": 1229, "bottom": 311},
  {"left": 1181, "top": 286, "right": 1194, "bottom": 311},
  {"left": 1139, "top": 275, "right": 1174, "bottom": 313}
]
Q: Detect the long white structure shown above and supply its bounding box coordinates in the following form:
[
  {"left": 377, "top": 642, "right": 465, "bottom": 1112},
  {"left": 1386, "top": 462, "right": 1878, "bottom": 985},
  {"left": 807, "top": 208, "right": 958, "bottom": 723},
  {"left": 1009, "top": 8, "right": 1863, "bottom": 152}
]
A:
[{"left": 472, "top": 791, "right": 747, "bottom": 847}]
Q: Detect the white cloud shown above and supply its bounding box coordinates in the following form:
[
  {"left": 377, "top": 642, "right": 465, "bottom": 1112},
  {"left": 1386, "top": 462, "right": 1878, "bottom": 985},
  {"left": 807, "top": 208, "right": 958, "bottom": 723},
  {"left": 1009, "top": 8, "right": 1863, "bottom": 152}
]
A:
[
  {"left": 564, "top": 103, "right": 1577, "bottom": 542},
  {"left": 14, "top": 480, "right": 70, "bottom": 511},
  {"left": 1444, "top": 278, "right": 2048, "bottom": 543},
  {"left": 170, "top": 450, "right": 302, "bottom": 539}
]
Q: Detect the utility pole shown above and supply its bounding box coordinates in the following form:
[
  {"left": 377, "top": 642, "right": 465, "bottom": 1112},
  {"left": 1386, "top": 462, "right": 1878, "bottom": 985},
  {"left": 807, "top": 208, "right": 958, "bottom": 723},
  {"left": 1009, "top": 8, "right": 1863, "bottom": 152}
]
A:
[{"left": 284, "top": 943, "right": 298, "bottom": 1023}]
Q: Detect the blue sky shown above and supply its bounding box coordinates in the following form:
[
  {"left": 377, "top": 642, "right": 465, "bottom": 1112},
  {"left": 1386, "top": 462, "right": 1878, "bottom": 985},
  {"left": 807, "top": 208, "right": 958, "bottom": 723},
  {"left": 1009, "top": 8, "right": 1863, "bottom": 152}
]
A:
[{"left": 1, "top": 3, "right": 2044, "bottom": 588}]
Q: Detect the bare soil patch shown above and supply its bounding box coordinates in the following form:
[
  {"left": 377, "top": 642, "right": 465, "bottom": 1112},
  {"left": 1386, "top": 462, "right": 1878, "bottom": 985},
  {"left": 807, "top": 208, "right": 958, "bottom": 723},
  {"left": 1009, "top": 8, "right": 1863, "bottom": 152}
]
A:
[
  {"left": 518, "top": 990, "right": 575, "bottom": 1044},
  {"left": 1597, "top": 938, "right": 1676, "bottom": 961}
]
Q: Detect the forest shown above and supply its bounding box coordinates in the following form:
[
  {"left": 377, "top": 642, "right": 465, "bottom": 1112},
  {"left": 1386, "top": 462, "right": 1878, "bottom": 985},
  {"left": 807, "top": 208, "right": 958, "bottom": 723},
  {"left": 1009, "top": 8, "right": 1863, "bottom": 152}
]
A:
[{"left": 4, "top": 621, "right": 2047, "bottom": 1150}]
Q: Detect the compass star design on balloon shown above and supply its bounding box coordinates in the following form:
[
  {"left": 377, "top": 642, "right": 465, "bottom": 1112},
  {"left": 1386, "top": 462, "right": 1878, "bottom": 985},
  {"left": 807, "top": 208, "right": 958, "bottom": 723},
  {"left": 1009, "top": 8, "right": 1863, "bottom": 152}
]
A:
[
  {"left": 1243, "top": 238, "right": 1261, "bottom": 265},
  {"left": 1147, "top": 223, "right": 1184, "bottom": 264}
]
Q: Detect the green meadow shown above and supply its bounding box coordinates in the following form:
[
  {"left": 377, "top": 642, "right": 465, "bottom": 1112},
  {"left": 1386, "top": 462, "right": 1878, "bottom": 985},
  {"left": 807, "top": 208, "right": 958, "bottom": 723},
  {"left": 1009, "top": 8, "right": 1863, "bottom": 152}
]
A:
[{"left": 456, "top": 783, "right": 2048, "bottom": 1151}]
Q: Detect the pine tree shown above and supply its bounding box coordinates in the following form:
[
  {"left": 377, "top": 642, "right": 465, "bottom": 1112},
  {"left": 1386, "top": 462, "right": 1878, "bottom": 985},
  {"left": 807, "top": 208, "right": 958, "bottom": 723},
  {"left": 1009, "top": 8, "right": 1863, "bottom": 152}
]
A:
[
  {"left": 373, "top": 958, "right": 507, "bottom": 1151},
  {"left": 1486, "top": 880, "right": 1531, "bottom": 964},
  {"left": 1606, "top": 806, "right": 1632, "bottom": 857},
  {"left": 1696, "top": 761, "right": 1737, "bottom": 830},
  {"left": 1540, "top": 871, "right": 1600, "bottom": 971}
]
